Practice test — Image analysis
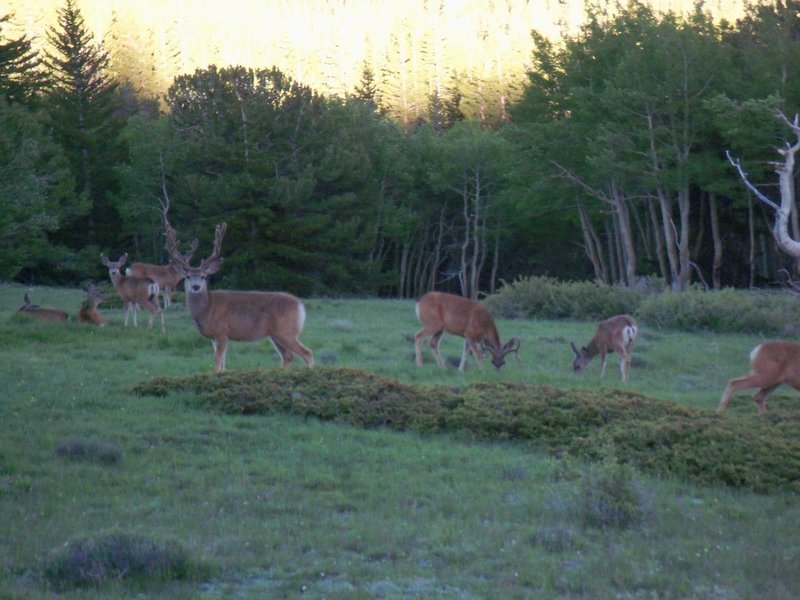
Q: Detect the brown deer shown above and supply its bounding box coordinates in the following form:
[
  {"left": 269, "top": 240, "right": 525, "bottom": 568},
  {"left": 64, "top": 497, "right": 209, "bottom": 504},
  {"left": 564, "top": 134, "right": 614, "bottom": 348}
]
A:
[
  {"left": 78, "top": 284, "right": 107, "bottom": 326},
  {"left": 718, "top": 341, "right": 800, "bottom": 414},
  {"left": 18, "top": 292, "right": 68, "bottom": 322},
  {"left": 414, "top": 291, "right": 520, "bottom": 371},
  {"left": 125, "top": 240, "right": 198, "bottom": 308},
  {"left": 100, "top": 253, "right": 165, "bottom": 333},
  {"left": 570, "top": 315, "right": 638, "bottom": 382},
  {"left": 167, "top": 222, "right": 314, "bottom": 372}
]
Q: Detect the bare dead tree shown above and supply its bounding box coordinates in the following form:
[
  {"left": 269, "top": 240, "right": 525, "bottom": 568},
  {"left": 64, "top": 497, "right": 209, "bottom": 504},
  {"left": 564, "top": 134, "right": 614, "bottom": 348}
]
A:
[{"left": 727, "top": 112, "right": 800, "bottom": 275}]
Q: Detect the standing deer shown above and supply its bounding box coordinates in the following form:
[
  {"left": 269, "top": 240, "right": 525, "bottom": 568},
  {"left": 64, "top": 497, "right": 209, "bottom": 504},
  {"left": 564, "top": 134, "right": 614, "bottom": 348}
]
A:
[
  {"left": 414, "top": 291, "right": 520, "bottom": 371},
  {"left": 18, "top": 292, "right": 68, "bottom": 322},
  {"left": 570, "top": 315, "right": 638, "bottom": 382},
  {"left": 100, "top": 253, "right": 165, "bottom": 333},
  {"left": 78, "top": 284, "right": 107, "bottom": 326},
  {"left": 125, "top": 240, "right": 198, "bottom": 308},
  {"left": 718, "top": 341, "right": 800, "bottom": 414},
  {"left": 167, "top": 222, "right": 314, "bottom": 372}
]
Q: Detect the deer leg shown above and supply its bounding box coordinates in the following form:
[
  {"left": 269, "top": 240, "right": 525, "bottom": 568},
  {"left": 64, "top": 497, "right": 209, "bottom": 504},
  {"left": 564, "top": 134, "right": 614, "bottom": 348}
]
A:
[
  {"left": 460, "top": 338, "right": 483, "bottom": 372},
  {"left": 718, "top": 375, "right": 760, "bottom": 412},
  {"left": 414, "top": 326, "right": 440, "bottom": 367},
  {"left": 132, "top": 302, "right": 139, "bottom": 327},
  {"left": 213, "top": 337, "right": 229, "bottom": 372},
  {"left": 598, "top": 353, "right": 608, "bottom": 378},
  {"left": 458, "top": 339, "right": 470, "bottom": 371},
  {"left": 429, "top": 331, "right": 446, "bottom": 368},
  {"left": 753, "top": 384, "right": 780, "bottom": 414},
  {"left": 273, "top": 336, "right": 314, "bottom": 368},
  {"left": 619, "top": 352, "right": 631, "bottom": 382}
]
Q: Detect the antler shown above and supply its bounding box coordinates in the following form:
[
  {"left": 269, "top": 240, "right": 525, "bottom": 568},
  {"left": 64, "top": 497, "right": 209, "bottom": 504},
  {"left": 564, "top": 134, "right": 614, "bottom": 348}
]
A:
[{"left": 199, "top": 223, "right": 227, "bottom": 271}]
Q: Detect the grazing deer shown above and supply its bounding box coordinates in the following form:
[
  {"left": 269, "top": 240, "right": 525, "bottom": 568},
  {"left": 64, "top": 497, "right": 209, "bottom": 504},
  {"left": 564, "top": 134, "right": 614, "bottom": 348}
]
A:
[
  {"left": 414, "top": 291, "right": 520, "bottom": 371},
  {"left": 570, "top": 315, "right": 638, "bottom": 382},
  {"left": 78, "top": 284, "right": 107, "bottom": 326},
  {"left": 718, "top": 341, "right": 800, "bottom": 414},
  {"left": 18, "top": 292, "right": 68, "bottom": 322},
  {"left": 100, "top": 253, "right": 165, "bottom": 333},
  {"left": 125, "top": 240, "right": 198, "bottom": 308},
  {"left": 167, "top": 222, "right": 314, "bottom": 372}
]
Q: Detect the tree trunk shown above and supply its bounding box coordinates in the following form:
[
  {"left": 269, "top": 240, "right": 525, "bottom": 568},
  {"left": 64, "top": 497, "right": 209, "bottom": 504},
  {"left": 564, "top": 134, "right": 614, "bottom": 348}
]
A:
[
  {"left": 709, "top": 193, "right": 722, "bottom": 289},
  {"left": 577, "top": 199, "right": 607, "bottom": 284}
]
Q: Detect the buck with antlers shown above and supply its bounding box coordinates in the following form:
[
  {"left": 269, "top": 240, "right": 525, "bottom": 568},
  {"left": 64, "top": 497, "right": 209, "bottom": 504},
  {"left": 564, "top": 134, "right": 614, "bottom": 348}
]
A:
[
  {"left": 718, "top": 340, "right": 800, "bottom": 414},
  {"left": 414, "top": 291, "right": 520, "bottom": 371},
  {"left": 167, "top": 222, "right": 314, "bottom": 372},
  {"left": 100, "top": 254, "right": 165, "bottom": 333},
  {"left": 78, "top": 284, "right": 107, "bottom": 326},
  {"left": 18, "top": 292, "right": 68, "bottom": 322},
  {"left": 125, "top": 241, "right": 198, "bottom": 308},
  {"left": 570, "top": 315, "right": 638, "bottom": 382},
  {"left": 124, "top": 198, "right": 198, "bottom": 308}
]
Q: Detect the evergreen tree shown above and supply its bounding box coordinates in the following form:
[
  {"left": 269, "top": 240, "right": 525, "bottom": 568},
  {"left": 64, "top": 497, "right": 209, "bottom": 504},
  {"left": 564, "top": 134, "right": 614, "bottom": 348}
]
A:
[
  {"left": 0, "top": 14, "right": 47, "bottom": 106},
  {"left": 43, "top": 0, "right": 124, "bottom": 252}
]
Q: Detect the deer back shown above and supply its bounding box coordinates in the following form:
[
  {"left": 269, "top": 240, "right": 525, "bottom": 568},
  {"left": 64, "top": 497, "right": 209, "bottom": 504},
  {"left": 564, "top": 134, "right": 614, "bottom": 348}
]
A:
[
  {"left": 18, "top": 293, "right": 68, "bottom": 322},
  {"left": 750, "top": 341, "right": 800, "bottom": 383},
  {"left": 190, "top": 290, "right": 305, "bottom": 342}
]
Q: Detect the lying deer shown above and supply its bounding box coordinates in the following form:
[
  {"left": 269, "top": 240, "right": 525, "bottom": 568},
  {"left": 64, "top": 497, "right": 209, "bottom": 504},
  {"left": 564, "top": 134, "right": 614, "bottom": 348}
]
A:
[
  {"left": 125, "top": 240, "right": 198, "bottom": 308},
  {"left": 78, "top": 284, "right": 107, "bottom": 326},
  {"left": 100, "top": 253, "right": 165, "bottom": 333},
  {"left": 18, "top": 292, "right": 68, "bottom": 322},
  {"left": 570, "top": 314, "right": 638, "bottom": 382},
  {"left": 718, "top": 340, "right": 800, "bottom": 414},
  {"left": 414, "top": 291, "right": 520, "bottom": 371},
  {"left": 167, "top": 222, "right": 314, "bottom": 372}
]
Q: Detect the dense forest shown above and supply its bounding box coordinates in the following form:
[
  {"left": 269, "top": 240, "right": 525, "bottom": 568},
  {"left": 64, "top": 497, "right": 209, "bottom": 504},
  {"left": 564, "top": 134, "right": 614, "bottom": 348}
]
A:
[{"left": 1, "top": 0, "right": 799, "bottom": 298}]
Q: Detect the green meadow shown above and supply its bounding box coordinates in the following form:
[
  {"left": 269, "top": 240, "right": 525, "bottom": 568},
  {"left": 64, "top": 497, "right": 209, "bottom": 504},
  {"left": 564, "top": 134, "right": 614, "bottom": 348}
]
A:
[{"left": 1, "top": 283, "right": 798, "bottom": 599}]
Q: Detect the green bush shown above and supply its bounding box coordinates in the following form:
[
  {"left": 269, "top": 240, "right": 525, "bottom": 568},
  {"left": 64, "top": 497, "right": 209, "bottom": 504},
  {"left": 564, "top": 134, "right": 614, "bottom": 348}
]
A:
[
  {"left": 486, "top": 277, "right": 800, "bottom": 334},
  {"left": 575, "top": 457, "right": 648, "bottom": 530},
  {"left": 486, "top": 276, "right": 643, "bottom": 320},
  {"left": 134, "top": 368, "right": 800, "bottom": 493}
]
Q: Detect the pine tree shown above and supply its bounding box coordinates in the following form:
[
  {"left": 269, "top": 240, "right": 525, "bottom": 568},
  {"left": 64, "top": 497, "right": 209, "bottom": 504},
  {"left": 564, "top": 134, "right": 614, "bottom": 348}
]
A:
[
  {"left": 0, "top": 13, "right": 47, "bottom": 106},
  {"left": 44, "top": 0, "right": 124, "bottom": 250}
]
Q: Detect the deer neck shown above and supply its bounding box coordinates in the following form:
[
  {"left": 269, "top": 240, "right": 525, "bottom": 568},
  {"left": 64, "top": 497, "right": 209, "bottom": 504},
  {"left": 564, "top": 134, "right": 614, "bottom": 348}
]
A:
[
  {"left": 185, "top": 287, "right": 214, "bottom": 330},
  {"left": 584, "top": 338, "right": 601, "bottom": 359}
]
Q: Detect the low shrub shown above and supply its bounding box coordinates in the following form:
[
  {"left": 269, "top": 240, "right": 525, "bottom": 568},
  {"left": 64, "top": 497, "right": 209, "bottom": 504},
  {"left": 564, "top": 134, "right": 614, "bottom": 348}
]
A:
[
  {"left": 133, "top": 368, "right": 800, "bottom": 493},
  {"left": 55, "top": 436, "right": 122, "bottom": 465},
  {"left": 486, "top": 276, "right": 643, "bottom": 320},
  {"left": 486, "top": 277, "right": 800, "bottom": 334},
  {"left": 636, "top": 288, "right": 800, "bottom": 334},
  {"left": 574, "top": 457, "right": 648, "bottom": 530},
  {"left": 43, "top": 532, "right": 203, "bottom": 591}
]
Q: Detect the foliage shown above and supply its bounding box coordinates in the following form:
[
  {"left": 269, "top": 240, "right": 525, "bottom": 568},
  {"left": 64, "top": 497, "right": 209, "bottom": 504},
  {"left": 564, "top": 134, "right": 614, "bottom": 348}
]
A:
[
  {"left": 486, "top": 276, "right": 800, "bottom": 334},
  {"left": 43, "top": 0, "right": 125, "bottom": 256},
  {"left": 635, "top": 287, "right": 800, "bottom": 333},
  {"left": 0, "top": 13, "right": 47, "bottom": 106},
  {"left": 574, "top": 456, "right": 648, "bottom": 530},
  {"left": 43, "top": 532, "right": 203, "bottom": 591},
  {"left": 0, "top": 97, "right": 78, "bottom": 281},
  {"left": 485, "top": 276, "right": 646, "bottom": 320},
  {"left": 133, "top": 367, "right": 800, "bottom": 493},
  {"left": 54, "top": 436, "right": 122, "bottom": 465}
]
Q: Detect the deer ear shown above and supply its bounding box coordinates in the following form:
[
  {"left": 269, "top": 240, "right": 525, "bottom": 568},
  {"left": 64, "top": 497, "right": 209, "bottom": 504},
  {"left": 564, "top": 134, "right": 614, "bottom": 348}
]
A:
[
  {"left": 203, "top": 257, "right": 223, "bottom": 275},
  {"left": 118, "top": 253, "right": 128, "bottom": 267},
  {"left": 570, "top": 342, "right": 581, "bottom": 357},
  {"left": 503, "top": 337, "right": 520, "bottom": 352}
]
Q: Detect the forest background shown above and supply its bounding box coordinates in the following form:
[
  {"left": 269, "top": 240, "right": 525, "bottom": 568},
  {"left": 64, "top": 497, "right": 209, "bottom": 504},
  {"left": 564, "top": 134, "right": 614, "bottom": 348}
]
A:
[{"left": 2, "top": 0, "right": 799, "bottom": 299}]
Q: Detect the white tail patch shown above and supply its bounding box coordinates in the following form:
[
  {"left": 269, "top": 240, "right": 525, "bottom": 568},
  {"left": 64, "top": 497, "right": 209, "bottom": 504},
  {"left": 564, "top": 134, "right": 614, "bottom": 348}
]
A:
[
  {"left": 750, "top": 344, "right": 762, "bottom": 363},
  {"left": 297, "top": 302, "right": 306, "bottom": 330},
  {"left": 623, "top": 324, "right": 638, "bottom": 347}
]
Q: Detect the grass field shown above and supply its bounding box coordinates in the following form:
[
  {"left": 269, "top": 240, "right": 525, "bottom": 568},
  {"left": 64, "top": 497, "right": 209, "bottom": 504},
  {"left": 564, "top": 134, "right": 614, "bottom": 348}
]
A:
[{"left": 1, "top": 282, "right": 798, "bottom": 599}]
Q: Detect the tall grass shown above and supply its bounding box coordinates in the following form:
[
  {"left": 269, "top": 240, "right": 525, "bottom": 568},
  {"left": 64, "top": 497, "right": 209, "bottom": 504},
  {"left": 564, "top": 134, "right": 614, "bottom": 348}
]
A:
[{"left": 1, "top": 283, "right": 799, "bottom": 598}]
